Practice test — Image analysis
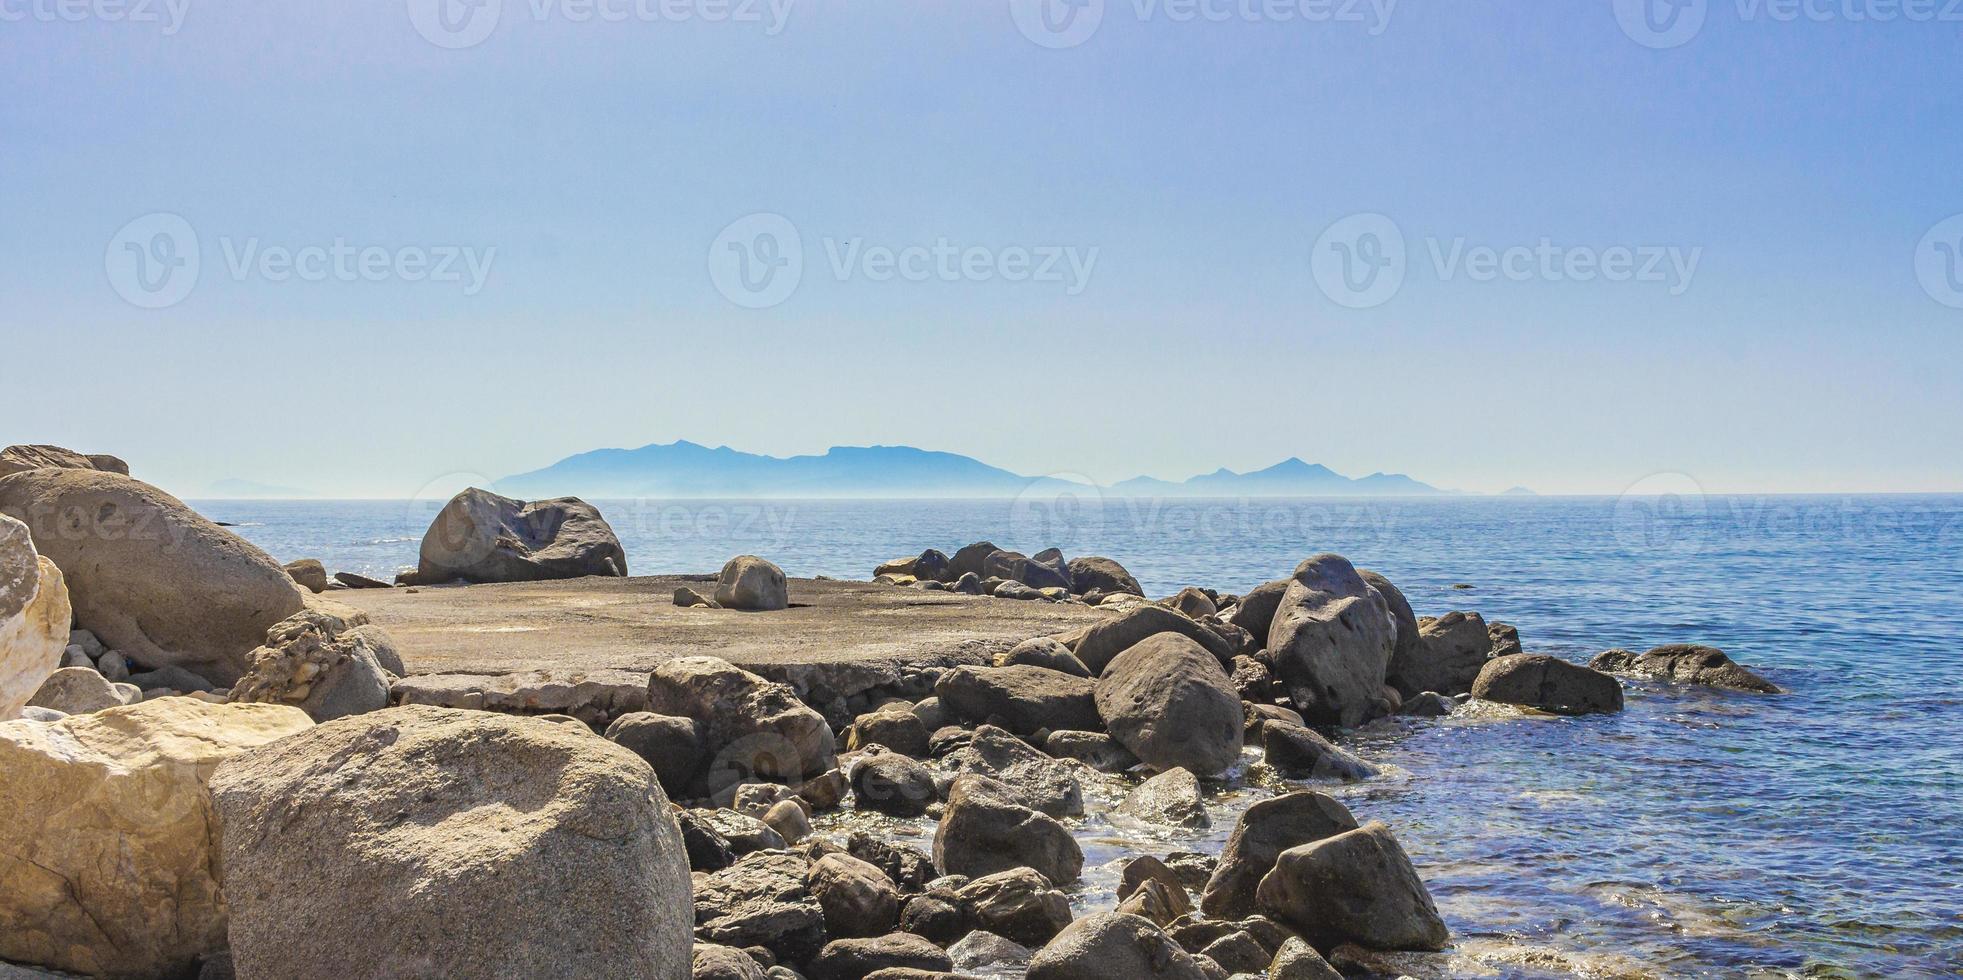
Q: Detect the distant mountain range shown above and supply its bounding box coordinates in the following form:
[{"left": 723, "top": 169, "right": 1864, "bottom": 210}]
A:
[{"left": 488, "top": 441, "right": 1459, "bottom": 499}]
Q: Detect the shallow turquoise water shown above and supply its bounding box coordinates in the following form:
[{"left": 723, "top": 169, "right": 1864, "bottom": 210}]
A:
[{"left": 204, "top": 494, "right": 1963, "bottom": 977}]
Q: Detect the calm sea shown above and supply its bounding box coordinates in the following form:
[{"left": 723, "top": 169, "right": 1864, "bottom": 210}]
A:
[{"left": 199, "top": 494, "right": 1963, "bottom": 978}]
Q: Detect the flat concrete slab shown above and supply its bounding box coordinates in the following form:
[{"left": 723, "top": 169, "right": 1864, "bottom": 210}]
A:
[{"left": 326, "top": 575, "right": 1110, "bottom": 705}]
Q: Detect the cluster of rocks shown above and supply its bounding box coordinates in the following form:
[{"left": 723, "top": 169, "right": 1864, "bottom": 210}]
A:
[{"left": 872, "top": 543, "right": 1144, "bottom": 604}]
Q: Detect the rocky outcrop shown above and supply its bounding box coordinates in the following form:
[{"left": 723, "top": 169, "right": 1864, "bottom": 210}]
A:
[
  {"left": 391, "top": 667, "right": 650, "bottom": 726},
  {"left": 715, "top": 555, "right": 790, "bottom": 611},
  {"left": 1027, "top": 912, "right": 1209, "bottom": 980},
  {"left": 1255, "top": 822, "right": 1449, "bottom": 952},
  {"left": 1066, "top": 556, "right": 1142, "bottom": 597},
  {"left": 230, "top": 606, "right": 397, "bottom": 722},
  {"left": 934, "top": 774, "right": 1084, "bottom": 885},
  {"left": 0, "top": 470, "right": 306, "bottom": 685},
  {"left": 649, "top": 657, "right": 837, "bottom": 794},
  {"left": 1201, "top": 791, "right": 1359, "bottom": 920},
  {"left": 1472, "top": 654, "right": 1624, "bottom": 715},
  {"left": 209, "top": 705, "right": 691, "bottom": 980},
  {"left": 1589, "top": 644, "right": 1782, "bottom": 693},
  {"left": 1387, "top": 610, "right": 1491, "bottom": 698},
  {"left": 936, "top": 664, "right": 1100, "bottom": 736},
  {"left": 0, "top": 699, "right": 314, "bottom": 978},
  {"left": 0, "top": 444, "right": 125, "bottom": 479},
  {"left": 1073, "top": 605, "right": 1237, "bottom": 675},
  {"left": 1, "top": 515, "right": 68, "bottom": 721},
  {"left": 408, "top": 487, "right": 626, "bottom": 584},
  {"left": 1094, "top": 633, "right": 1244, "bottom": 777},
  {"left": 1266, "top": 554, "right": 1397, "bottom": 727}
]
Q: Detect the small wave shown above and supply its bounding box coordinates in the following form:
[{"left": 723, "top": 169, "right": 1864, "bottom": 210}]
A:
[{"left": 362, "top": 536, "right": 420, "bottom": 545}]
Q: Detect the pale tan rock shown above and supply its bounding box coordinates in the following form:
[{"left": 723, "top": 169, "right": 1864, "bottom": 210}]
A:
[
  {"left": 0, "top": 699, "right": 314, "bottom": 977},
  {"left": 2, "top": 513, "right": 69, "bottom": 721}
]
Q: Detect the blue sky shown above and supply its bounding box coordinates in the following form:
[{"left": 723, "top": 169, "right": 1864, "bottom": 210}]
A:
[{"left": 3, "top": 0, "right": 1959, "bottom": 497}]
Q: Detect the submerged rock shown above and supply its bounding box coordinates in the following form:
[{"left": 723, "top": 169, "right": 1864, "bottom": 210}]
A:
[
  {"left": 0, "top": 699, "right": 314, "bottom": 978},
  {"left": 406, "top": 487, "right": 626, "bottom": 584},
  {"left": 1472, "top": 654, "right": 1624, "bottom": 715},
  {"left": 209, "top": 705, "right": 692, "bottom": 980},
  {"left": 1589, "top": 644, "right": 1782, "bottom": 693}
]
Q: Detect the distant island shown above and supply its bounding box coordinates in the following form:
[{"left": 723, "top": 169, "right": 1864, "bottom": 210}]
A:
[{"left": 486, "top": 441, "right": 1461, "bottom": 499}]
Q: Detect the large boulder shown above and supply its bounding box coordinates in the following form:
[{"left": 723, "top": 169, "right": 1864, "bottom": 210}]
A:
[
  {"left": 1589, "top": 644, "right": 1783, "bottom": 693},
  {"left": 0, "top": 444, "right": 125, "bottom": 479},
  {"left": 934, "top": 774, "right": 1083, "bottom": 885},
  {"left": 996, "top": 636, "right": 1093, "bottom": 678},
  {"left": 1200, "top": 791, "right": 1359, "bottom": 920},
  {"left": 1265, "top": 554, "right": 1396, "bottom": 728},
  {"left": 1066, "top": 556, "right": 1142, "bottom": 597},
  {"left": 649, "top": 656, "right": 837, "bottom": 795},
  {"left": 1011, "top": 549, "right": 1074, "bottom": 591},
  {"left": 874, "top": 549, "right": 950, "bottom": 583},
  {"left": 0, "top": 470, "right": 307, "bottom": 685},
  {"left": 1387, "top": 610, "right": 1490, "bottom": 698},
  {"left": 1027, "top": 912, "right": 1209, "bottom": 980},
  {"left": 208, "top": 705, "right": 692, "bottom": 980},
  {"left": 1472, "top": 654, "right": 1624, "bottom": 715},
  {"left": 1094, "top": 633, "right": 1244, "bottom": 777},
  {"left": 283, "top": 558, "right": 330, "bottom": 594},
  {"left": 410, "top": 487, "right": 626, "bottom": 584},
  {"left": 935, "top": 664, "right": 1100, "bottom": 736},
  {"left": 1255, "top": 822, "right": 1449, "bottom": 952},
  {"left": 26, "top": 665, "right": 138, "bottom": 715},
  {"left": 945, "top": 724, "right": 1085, "bottom": 818},
  {"left": 229, "top": 607, "right": 397, "bottom": 722},
  {"left": 1073, "top": 605, "right": 1237, "bottom": 675},
  {"left": 715, "top": 555, "right": 789, "bottom": 611},
  {"left": 0, "top": 699, "right": 314, "bottom": 977},
  {"left": 850, "top": 751, "right": 937, "bottom": 817},
  {"left": 1, "top": 515, "right": 69, "bottom": 720}
]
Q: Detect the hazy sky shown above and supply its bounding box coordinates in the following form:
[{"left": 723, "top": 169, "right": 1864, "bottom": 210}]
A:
[{"left": 4, "top": 0, "right": 1960, "bottom": 498}]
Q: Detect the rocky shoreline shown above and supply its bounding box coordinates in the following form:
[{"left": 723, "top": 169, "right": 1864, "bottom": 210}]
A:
[{"left": 0, "top": 448, "right": 1786, "bottom": 980}]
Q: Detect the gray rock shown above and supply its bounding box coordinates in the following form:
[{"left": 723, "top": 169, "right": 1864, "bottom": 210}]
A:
[
  {"left": 996, "top": 636, "right": 1092, "bottom": 678},
  {"left": 949, "top": 930, "right": 1033, "bottom": 972},
  {"left": 1387, "top": 610, "right": 1491, "bottom": 698},
  {"left": 1358, "top": 569, "right": 1420, "bottom": 690},
  {"left": 936, "top": 665, "right": 1099, "bottom": 738},
  {"left": 694, "top": 943, "right": 770, "bottom": 980},
  {"left": 208, "top": 706, "right": 692, "bottom": 979},
  {"left": 1200, "top": 791, "right": 1359, "bottom": 920},
  {"left": 406, "top": 487, "right": 626, "bottom": 584},
  {"left": 1042, "top": 729, "right": 1139, "bottom": 773},
  {"left": 846, "top": 706, "right": 931, "bottom": 758},
  {"left": 1260, "top": 722, "right": 1380, "bottom": 782},
  {"left": 129, "top": 663, "right": 216, "bottom": 694},
  {"left": 0, "top": 443, "right": 120, "bottom": 478},
  {"left": 850, "top": 751, "right": 937, "bottom": 817},
  {"left": 1027, "top": 912, "right": 1208, "bottom": 980},
  {"left": 1472, "top": 654, "right": 1624, "bottom": 715},
  {"left": 1254, "top": 822, "right": 1448, "bottom": 952},
  {"left": 1072, "top": 605, "right": 1236, "bottom": 675},
  {"left": 1266, "top": 555, "right": 1397, "bottom": 728},
  {"left": 97, "top": 649, "right": 130, "bottom": 682},
  {"left": 845, "top": 832, "right": 936, "bottom": 893},
  {"left": 676, "top": 587, "right": 720, "bottom": 608},
  {"left": 1166, "top": 587, "right": 1217, "bottom": 619},
  {"left": 392, "top": 667, "right": 652, "bottom": 727},
  {"left": 1488, "top": 621, "right": 1523, "bottom": 657},
  {"left": 761, "top": 798, "right": 811, "bottom": 844},
  {"left": 808, "top": 852, "right": 900, "bottom": 938},
  {"left": 945, "top": 724, "right": 1085, "bottom": 818},
  {"left": 677, "top": 809, "right": 737, "bottom": 872},
  {"left": 1225, "top": 579, "right": 1289, "bottom": 650},
  {"left": 953, "top": 867, "right": 1075, "bottom": 947},
  {"left": 934, "top": 775, "right": 1083, "bottom": 885},
  {"left": 1094, "top": 634, "right": 1244, "bottom": 778},
  {"left": 693, "top": 808, "right": 787, "bottom": 855},
  {"left": 283, "top": 559, "right": 329, "bottom": 594},
  {"left": 605, "top": 711, "right": 708, "bottom": 797},
  {"left": 0, "top": 469, "right": 308, "bottom": 685},
  {"left": 716, "top": 555, "right": 789, "bottom": 611},
  {"left": 1198, "top": 930, "right": 1268, "bottom": 975},
  {"left": 1268, "top": 937, "right": 1342, "bottom": 980},
  {"left": 649, "top": 656, "right": 837, "bottom": 794},
  {"left": 1116, "top": 767, "right": 1210, "bottom": 828},
  {"left": 808, "top": 933, "right": 952, "bottom": 980},
  {"left": 1399, "top": 692, "right": 1456, "bottom": 717},
  {"left": 59, "top": 645, "right": 91, "bottom": 669},
  {"left": 1065, "top": 556, "right": 1142, "bottom": 597},
  {"left": 28, "top": 665, "right": 135, "bottom": 714},
  {"left": 694, "top": 850, "right": 828, "bottom": 963},
  {"left": 949, "top": 542, "right": 1003, "bottom": 581},
  {"left": 1589, "top": 644, "right": 1782, "bottom": 693}
]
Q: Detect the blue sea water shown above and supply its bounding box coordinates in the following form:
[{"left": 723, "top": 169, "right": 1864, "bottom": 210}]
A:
[{"left": 199, "top": 494, "right": 1963, "bottom": 978}]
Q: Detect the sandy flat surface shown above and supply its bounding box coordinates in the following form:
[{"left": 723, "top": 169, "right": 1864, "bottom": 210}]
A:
[{"left": 326, "top": 575, "right": 1108, "bottom": 683}]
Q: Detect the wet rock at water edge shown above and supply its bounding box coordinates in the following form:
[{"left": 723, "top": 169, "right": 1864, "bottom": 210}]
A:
[
  {"left": 1589, "top": 644, "right": 1783, "bottom": 693},
  {"left": 1260, "top": 721, "right": 1380, "bottom": 782},
  {"left": 1117, "top": 767, "right": 1211, "bottom": 828},
  {"left": 850, "top": 750, "right": 937, "bottom": 817},
  {"left": 953, "top": 866, "right": 1075, "bottom": 947},
  {"left": 944, "top": 724, "right": 1086, "bottom": 818},
  {"left": 1027, "top": 912, "right": 1210, "bottom": 980},
  {"left": 808, "top": 852, "right": 901, "bottom": 938},
  {"left": 1388, "top": 609, "right": 1492, "bottom": 699},
  {"left": 1201, "top": 791, "right": 1359, "bottom": 920},
  {"left": 1472, "top": 653, "right": 1624, "bottom": 715},
  {"left": 1265, "top": 554, "right": 1397, "bottom": 728},
  {"left": 1254, "top": 821, "right": 1449, "bottom": 952},
  {"left": 933, "top": 774, "right": 1084, "bottom": 885}
]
